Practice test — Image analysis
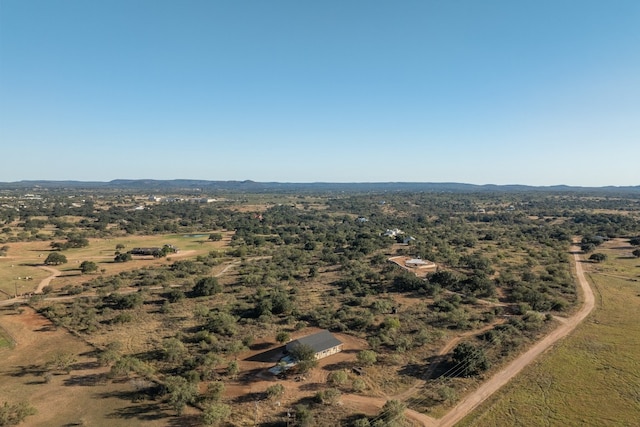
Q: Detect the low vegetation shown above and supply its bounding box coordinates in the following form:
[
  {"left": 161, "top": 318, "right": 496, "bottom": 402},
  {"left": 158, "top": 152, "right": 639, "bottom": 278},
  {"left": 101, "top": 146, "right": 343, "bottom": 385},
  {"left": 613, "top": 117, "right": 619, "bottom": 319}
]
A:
[
  {"left": 0, "top": 187, "right": 638, "bottom": 425},
  {"left": 458, "top": 238, "right": 640, "bottom": 426}
]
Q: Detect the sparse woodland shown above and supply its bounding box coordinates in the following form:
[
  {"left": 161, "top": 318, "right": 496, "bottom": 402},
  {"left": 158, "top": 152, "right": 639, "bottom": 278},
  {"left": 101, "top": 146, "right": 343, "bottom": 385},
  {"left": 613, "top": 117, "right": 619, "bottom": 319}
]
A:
[{"left": 1, "top": 188, "right": 639, "bottom": 426}]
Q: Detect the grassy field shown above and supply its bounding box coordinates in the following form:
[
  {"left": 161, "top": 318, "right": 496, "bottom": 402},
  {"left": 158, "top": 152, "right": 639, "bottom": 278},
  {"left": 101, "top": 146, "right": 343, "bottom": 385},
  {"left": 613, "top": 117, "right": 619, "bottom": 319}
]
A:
[
  {"left": 0, "top": 233, "right": 231, "bottom": 298},
  {"left": 0, "top": 326, "right": 13, "bottom": 349},
  {"left": 458, "top": 239, "right": 640, "bottom": 426}
]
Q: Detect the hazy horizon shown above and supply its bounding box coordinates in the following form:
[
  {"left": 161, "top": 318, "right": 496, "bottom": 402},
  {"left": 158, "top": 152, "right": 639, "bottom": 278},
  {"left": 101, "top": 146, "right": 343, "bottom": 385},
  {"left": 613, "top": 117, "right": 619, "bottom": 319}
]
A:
[{"left": 1, "top": 1, "right": 639, "bottom": 186}]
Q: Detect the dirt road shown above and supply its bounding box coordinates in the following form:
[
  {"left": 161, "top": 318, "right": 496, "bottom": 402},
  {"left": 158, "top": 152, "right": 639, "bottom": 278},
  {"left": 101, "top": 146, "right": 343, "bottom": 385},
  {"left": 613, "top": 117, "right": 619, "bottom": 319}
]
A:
[
  {"left": 436, "top": 244, "right": 594, "bottom": 426},
  {"left": 35, "top": 266, "right": 62, "bottom": 293},
  {"left": 340, "top": 243, "right": 595, "bottom": 426}
]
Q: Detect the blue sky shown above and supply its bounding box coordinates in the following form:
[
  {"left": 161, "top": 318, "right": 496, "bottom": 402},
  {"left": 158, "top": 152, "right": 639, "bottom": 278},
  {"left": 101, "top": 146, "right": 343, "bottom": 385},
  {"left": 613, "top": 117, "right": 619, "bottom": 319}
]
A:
[{"left": 1, "top": 1, "right": 638, "bottom": 185}]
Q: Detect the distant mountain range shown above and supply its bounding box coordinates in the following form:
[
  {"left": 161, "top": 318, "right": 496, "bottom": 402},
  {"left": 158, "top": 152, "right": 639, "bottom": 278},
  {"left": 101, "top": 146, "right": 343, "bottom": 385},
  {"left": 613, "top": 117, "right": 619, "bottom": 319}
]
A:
[{"left": 0, "top": 180, "right": 639, "bottom": 194}]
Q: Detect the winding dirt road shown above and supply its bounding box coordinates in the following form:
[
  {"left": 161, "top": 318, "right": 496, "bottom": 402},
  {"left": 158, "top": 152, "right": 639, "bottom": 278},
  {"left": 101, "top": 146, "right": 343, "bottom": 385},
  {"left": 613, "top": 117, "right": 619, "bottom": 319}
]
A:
[
  {"left": 35, "top": 266, "right": 62, "bottom": 293},
  {"left": 341, "top": 243, "right": 595, "bottom": 426}
]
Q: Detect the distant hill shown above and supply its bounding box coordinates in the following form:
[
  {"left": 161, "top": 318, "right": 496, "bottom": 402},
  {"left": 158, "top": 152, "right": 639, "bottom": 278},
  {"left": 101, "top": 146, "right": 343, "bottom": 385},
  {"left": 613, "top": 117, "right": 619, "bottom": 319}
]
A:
[{"left": 0, "top": 179, "right": 639, "bottom": 194}]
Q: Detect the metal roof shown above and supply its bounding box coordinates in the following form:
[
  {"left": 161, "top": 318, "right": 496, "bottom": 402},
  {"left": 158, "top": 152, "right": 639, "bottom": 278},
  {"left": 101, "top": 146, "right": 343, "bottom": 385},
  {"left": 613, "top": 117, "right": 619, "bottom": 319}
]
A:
[{"left": 286, "top": 330, "right": 342, "bottom": 354}]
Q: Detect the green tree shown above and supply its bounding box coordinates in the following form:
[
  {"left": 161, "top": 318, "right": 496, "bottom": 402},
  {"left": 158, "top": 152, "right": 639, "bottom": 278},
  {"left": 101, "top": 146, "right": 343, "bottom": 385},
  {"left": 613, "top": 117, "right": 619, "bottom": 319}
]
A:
[
  {"left": 109, "top": 356, "right": 154, "bottom": 379},
  {"left": 0, "top": 401, "right": 37, "bottom": 426},
  {"left": 580, "top": 243, "right": 596, "bottom": 253},
  {"left": 589, "top": 253, "right": 607, "bottom": 263},
  {"left": 632, "top": 248, "right": 640, "bottom": 258},
  {"left": 97, "top": 342, "right": 122, "bottom": 367},
  {"left": 79, "top": 260, "right": 98, "bottom": 274},
  {"left": 295, "top": 404, "right": 313, "bottom": 427},
  {"left": 315, "top": 388, "right": 341, "bottom": 405},
  {"left": 193, "top": 277, "right": 221, "bottom": 296},
  {"left": 44, "top": 252, "right": 67, "bottom": 265},
  {"left": 276, "top": 331, "right": 290, "bottom": 344},
  {"left": 206, "top": 311, "right": 237, "bottom": 336},
  {"left": 265, "top": 383, "right": 285, "bottom": 400},
  {"left": 163, "top": 338, "right": 187, "bottom": 363},
  {"left": 208, "top": 233, "right": 223, "bottom": 242},
  {"left": 289, "top": 343, "right": 316, "bottom": 362},
  {"left": 202, "top": 403, "right": 231, "bottom": 426},
  {"left": 327, "top": 370, "right": 348, "bottom": 386},
  {"left": 356, "top": 350, "right": 377, "bottom": 366},
  {"left": 66, "top": 235, "right": 89, "bottom": 248},
  {"left": 165, "top": 375, "right": 198, "bottom": 415},
  {"left": 452, "top": 342, "right": 490, "bottom": 376},
  {"left": 48, "top": 352, "right": 77, "bottom": 374},
  {"left": 352, "top": 378, "right": 366, "bottom": 392},
  {"left": 288, "top": 343, "right": 318, "bottom": 373},
  {"left": 114, "top": 252, "right": 132, "bottom": 263},
  {"left": 226, "top": 360, "right": 239, "bottom": 378},
  {"left": 379, "top": 399, "right": 406, "bottom": 424},
  {"left": 203, "top": 381, "right": 225, "bottom": 402}
]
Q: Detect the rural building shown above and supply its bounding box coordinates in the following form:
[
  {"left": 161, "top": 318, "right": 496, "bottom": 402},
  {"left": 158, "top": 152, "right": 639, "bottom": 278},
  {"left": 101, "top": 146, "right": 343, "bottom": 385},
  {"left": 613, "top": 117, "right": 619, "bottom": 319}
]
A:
[
  {"left": 405, "top": 258, "right": 436, "bottom": 269},
  {"left": 384, "top": 228, "right": 403, "bottom": 237},
  {"left": 286, "top": 330, "right": 343, "bottom": 360},
  {"left": 401, "top": 236, "right": 416, "bottom": 245},
  {"left": 130, "top": 247, "right": 161, "bottom": 256},
  {"left": 130, "top": 244, "right": 178, "bottom": 256}
]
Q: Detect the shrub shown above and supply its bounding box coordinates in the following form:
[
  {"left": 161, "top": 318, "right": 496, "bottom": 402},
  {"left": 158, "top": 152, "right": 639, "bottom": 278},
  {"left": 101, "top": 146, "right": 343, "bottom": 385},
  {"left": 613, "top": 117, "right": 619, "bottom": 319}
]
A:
[
  {"left": 356, "top": 350, "right": 377, "bottom": 366},
  {"left": 265, "top": 384, "right": 285, "bottom": 400},
  {"left": 193, "top": 277, "right": 221, "bottom": 296},
  {"left": 327, "top": 370, "right": 348, "bottom": 386}
]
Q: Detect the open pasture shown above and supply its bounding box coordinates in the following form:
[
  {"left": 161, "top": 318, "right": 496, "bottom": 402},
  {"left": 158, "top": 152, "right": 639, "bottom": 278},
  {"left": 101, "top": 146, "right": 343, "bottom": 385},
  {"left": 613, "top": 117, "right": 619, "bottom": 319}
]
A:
[
  {"left": 458, "top": 238, "right": 640, "bottom": 426},
  {"left": 0, "top": 232, "right": 232, "bottom": 298}
]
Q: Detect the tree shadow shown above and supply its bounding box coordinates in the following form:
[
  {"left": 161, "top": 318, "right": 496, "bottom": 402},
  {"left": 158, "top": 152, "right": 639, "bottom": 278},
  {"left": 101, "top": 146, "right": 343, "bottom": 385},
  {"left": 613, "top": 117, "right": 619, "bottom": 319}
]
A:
[
  {"left": 322, "top": 361, "right": 353, "bottom": 371},
  {"left": 406, "top": 393, "right": 439, "bottom": 411},
  {"left": 132, "top": 349, "right": 164, "bottom": 362},
  {"left": 298, "top": 382, "right": 323, "bottom": 392},
  {"left": 167, "top": 414, "right": 201, "bottom": 426},
  {"left": 398, "top": 362, "right": 427, "bottom": 380},
  {"left": 232, "top": 391, "right": 264, "bottom": 404},
  {"left": 237, "top": 367, "right": 266, "bottom": 384},
  {"left": 8, "top": 364, "right": 46, "bottom": 378},
  {"left": 79, "top": 349, "right": 100, "bottom": 358},
  {"left": 107, "top": 403, "right": 170, "bottom": 421},
  {"left": 63, "top": 372, "right": 109, "bottom": 386},
  {"left": 424, "top": 355, "right": 451, "bottom": 380},
  {"left": 250, "top": 341, "right": 274, "bottom": 351},
  {"left": 71, "top": 360, "right": 101, "bottom": 370}
]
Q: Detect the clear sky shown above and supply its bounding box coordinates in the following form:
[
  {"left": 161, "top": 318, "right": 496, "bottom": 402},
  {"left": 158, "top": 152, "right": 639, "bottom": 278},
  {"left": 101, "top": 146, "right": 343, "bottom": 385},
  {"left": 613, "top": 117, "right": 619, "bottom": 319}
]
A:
[{"left": 1, "top": 1, "right": 638, "bottom": 186}]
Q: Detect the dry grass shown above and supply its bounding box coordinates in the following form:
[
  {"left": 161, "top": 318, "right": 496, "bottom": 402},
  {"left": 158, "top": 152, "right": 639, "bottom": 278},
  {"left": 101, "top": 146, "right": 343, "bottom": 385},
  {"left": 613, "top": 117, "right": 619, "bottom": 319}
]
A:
[
  {"left": 457, "top": 238, "right": 640, "bottom": 426},
  {"left": 0, "top": 233, "right": 232, "bottom": 298},
  {"left": 0, "top": 306, "right": 193, "bottom": 427}
]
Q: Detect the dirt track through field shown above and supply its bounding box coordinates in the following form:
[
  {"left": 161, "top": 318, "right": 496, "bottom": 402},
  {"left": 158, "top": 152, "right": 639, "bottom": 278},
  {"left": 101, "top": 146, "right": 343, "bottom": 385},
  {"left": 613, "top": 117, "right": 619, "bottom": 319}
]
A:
[
  {"left": 341, "top": 242, "right": 595, "bottom": 426},
  {"left": 35, "top": 266, "right": 62, "bottom": 293}
]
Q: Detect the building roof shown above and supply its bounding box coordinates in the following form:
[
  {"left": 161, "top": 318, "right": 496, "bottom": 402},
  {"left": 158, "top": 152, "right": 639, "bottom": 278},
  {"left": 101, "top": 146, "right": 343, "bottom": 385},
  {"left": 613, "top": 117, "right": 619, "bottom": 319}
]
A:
[{"left": 286, "top": 330, "right": 342, "bottom": 354}]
